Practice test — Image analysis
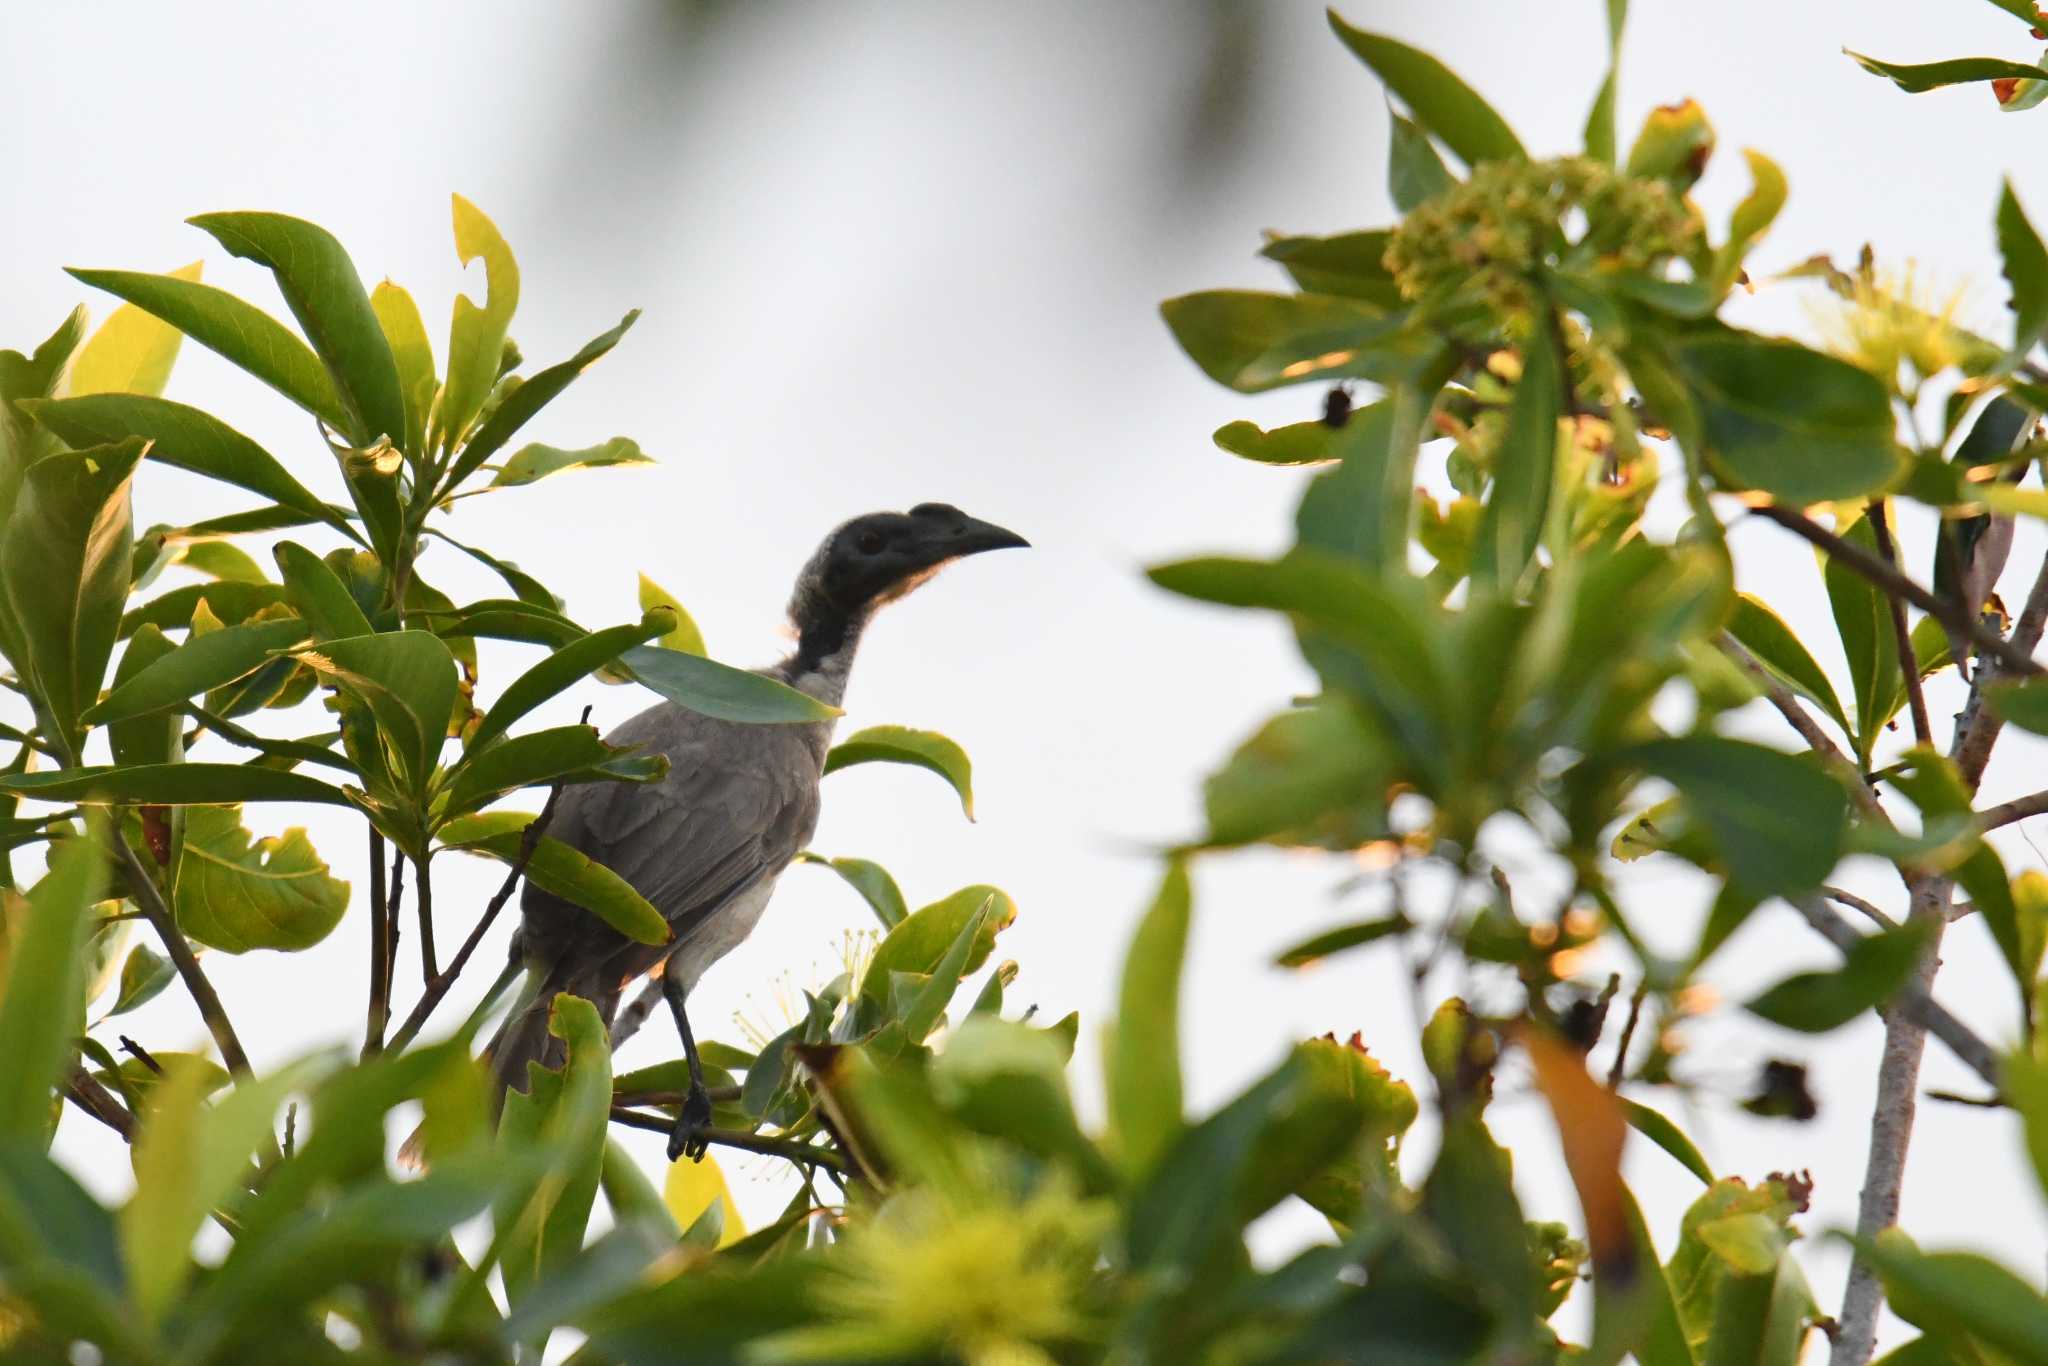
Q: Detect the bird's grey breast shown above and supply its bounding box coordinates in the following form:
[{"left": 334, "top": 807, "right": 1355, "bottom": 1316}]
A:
[{"left": 518, "top": 700, "right": 831, "bottom": 984}]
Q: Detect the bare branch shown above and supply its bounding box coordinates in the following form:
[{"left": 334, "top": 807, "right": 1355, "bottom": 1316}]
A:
[
  {"left": 1979, "top": 788, "right": 2048, "bottom": 832},
  {"left": 1751, "top": 503, "right": 2042, "bottom": 678},
  {"left": 62, "top": 1069, "right": 135, "bottom": 1143},
  {"left": 1822, "top": 885, "right": 1897, "bottom": 931},
  {"left": 607, "top": 1105, "right": 847, "bottom": 1174},
  {"left": 364, "top": 829, "right": 391, "bottom": 1059},
  {"left": 385, "top": 785, "right": 563, "bottom": 1054},
  {"left": 116, "top": 831, "right": 253, "bottom": 1080}
]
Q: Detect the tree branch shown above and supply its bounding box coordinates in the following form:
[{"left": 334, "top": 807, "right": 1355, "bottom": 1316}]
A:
[
  {"left": 607, "top": 1105, "right": 847, "bottom": 1175},
  {"left": 414, "top": 853, "right": 438, "bottom": 985},
  {"left": 1719, "top": 632, "right": 1888, "bottom": 823},
  {"left": 365, "top": 828, "right": 391, "bottom": 1059},
  {"left": 385, "top": 786, "right": 562, "bottom": 1054},
  {"left": 62, "top": 1069, "right": 135, "bottom": 1143},
  {"left": 1822, "top": 885, "right": 1897, "bottom": 931},
  {"left": 116, "top": 831, "right": 253, "bottom": 1079},
  {"left": 1866, "top": 501, "right": 1932, "bottom": 747},
  {"left": 1751, "top": 503, "right": 2043, "bottom": 679},
  {"left": 1979, "top": 788, "right": 2048, "bottom": 832}
]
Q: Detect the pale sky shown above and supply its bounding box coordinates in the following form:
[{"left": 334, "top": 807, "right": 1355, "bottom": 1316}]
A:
[{"left": 7, "top": 1, "right": 2047, "bottom": 1350}]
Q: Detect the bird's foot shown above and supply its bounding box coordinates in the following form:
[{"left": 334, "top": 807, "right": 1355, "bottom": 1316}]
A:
[{"left": 667, "top": 1084, "right": 714, "bottom": 1163}]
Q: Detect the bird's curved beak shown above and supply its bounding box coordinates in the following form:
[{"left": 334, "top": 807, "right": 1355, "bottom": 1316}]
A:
[{"left": 951, "top": 516, "right": 1030, "bottom": 556}]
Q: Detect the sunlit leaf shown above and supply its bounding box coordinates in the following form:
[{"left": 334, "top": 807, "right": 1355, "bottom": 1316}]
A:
[
  {"left": 488, "top": 436, "right": 651, "bottom": 490},
  {"left": 437, "top": 195, "right": 521, "bottom": 454},
  {"left": 637, "top": 573, "right": 706, "bottom": 656},
  {"left": 438, "top": 811, "right": 668, "bottom": 946},
  {"left": 824, "top": 725, "right": 975, "bottom": 820},
  {"left": 170, "top": 804, "right": 350, "bottom": 954},
  {"left": 68, "top": 261, "right": 202, "bottom": 399}
]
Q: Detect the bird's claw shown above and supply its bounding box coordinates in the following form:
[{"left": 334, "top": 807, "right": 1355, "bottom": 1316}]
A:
[{"left": 668, "top": 1084, "right": 714, "bottom": 1163}]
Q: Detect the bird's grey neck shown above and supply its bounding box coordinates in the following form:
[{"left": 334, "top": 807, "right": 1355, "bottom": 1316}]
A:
[{"left": 770, "top": 605, "right": 868, "bottom": 709}]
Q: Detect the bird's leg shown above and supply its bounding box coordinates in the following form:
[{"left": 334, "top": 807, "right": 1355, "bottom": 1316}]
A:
[{"left": 661, "top": 966, "right": 714, "bottom": 1162}]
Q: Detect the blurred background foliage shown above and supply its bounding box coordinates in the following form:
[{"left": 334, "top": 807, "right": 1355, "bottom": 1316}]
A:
[{"left": 3, "top": 2, "right": 2048, "bottom": 1364}]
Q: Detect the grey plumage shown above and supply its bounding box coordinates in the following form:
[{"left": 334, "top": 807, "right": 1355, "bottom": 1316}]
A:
[{"left": 486, "top": 504, "right": 1026, "bottom": 1105}]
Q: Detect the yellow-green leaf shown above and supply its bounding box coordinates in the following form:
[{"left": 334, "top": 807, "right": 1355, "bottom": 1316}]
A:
[
  {"left": 824, "top": 725, "right": 975, "bottom": 820},
  {"left": 171, "top": 804, "right": 350, "bottom": 954},
  {"left": 438, "top": 195, "right": 520, "bottom": 452},
  {"left": 68, "top": 261, "right": 203, "bottom": 399},
  {"left": 662, "top": 1151, "right": 746, "bottom": 1250},
  {"left": 637, "top": 574, "right": 705, "bottom": 656}
]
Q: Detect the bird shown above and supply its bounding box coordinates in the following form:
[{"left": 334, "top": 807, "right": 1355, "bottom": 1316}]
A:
[{"left": 486, "top": 502, "right": 1028, "bottom": 1160}]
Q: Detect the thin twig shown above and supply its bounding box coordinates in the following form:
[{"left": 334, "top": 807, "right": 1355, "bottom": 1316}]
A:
[
  {"left": 1822, "top": 885, "right": 1897, "bottom": 931},
  {"left": 388, "top": 841, "right": 406, "bottom": 986},
  {"left": 414, "top": 853, "right": 438, "bottom": 985},
  {"left": 1979, "top": 788, "right": 2048, "bottom": 832},
  {"left": 1719, "top": 632, "right": 1885, "bottom": 820},
  {"left": 116, "top": 832, "right": 253, "bottom": 1079},
  {"left": 365, "top": 829, "right": 391, "bottom": 1059},
  {"left": 606, "top": 1106, "right": 847, "bottom": 1174},
  {"left": 385, "top": 786, "right": 564, "bottom": 1054},
  {"left": 1607, "top": 984, "right": 1647, "bottom": 1090},
  {"left": 1952, "top": 554, "right": 2048, "bottom": 790},
  {"left": 63, "top": 1069, "right": 136, "bottom": 1142},
  {"left": 1867, "top": 501, "right": 1932, "bottom": 746},
  {"left": 1751, "top": 503, "right": 2042, "bottom": 678},
  {"left": 1925, "top": 1089, "right": 2003, "bottom": 1109},
  {"left": 1790, "top": 893, "right": 1995, "bottom": 1089},
  {"left": 118, "top": 1035, "right": 164, "bottom": 1075}
]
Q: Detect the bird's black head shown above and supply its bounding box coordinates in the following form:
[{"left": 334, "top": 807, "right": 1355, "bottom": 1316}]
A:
[{"left": 788, "top": 503, "right": 1028, "bottom": 661}]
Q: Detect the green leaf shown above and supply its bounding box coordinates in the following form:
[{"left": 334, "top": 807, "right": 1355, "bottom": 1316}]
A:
[
  {"left": 1159, "top": 289, "right": 1422, "bottom": 393},
  {"left": 1274, "top": 915, "right": 1405, "bottom": 969},
  {"left": 1626, "top": 98, "right": 1715, "bottom": 189},
  {"left": 3, "top": 439, "right": 148, "bottom": 752},
  {"left": 82, "top": 613, "right": 307, "bottom": 725},
  {"left": 440, "top": 311, "right": 639, "bottom": 494},
  {"left": 488, "top": 436, "right": 651, "bottom": 489},
  {"left": 1823, "top": 509, "right": 1905, "bottom": 766},
  {"left": 1726, "top": 594, "right": 1852, "bottom": 739},
  {"left": 1203, "top": 702, "right": 1390, "bottom": 847},
  {"left": 930, "top": 1014, "right": 1113, "bottom": 1191},
  {"left": 1327, "top": 15, "right": 1526, "bottom": 166},
  {"left": 437, "top": 195, "right": 521, "bottom": 454},
  {"left": 68, "top": 260, "right": 202, "bottom": 398},
  {"left": 824, "top": 725, "right": 975, "bottom": 820},
  {"left": 443, "top": 723, "right": 665, "bottom": 816},
  {"left": 1388, "top": 110, "right": 1454, "bottom": 212},
  {"left": 188, "top": 211, "right": 405, "bottom": 449},
  {"left": 1295, "top": 387, "right": 1438, "bottom": 576},
  {"left": 1108, "top": 860, "right": 1190, "bottom": 1180},
  {"left": 176, "top": 540, "right": 269, "bottom": 585},
  {"left": 105, "top": 942, "right": 174, "bottom": 1017},
  {"left": 860, "top": 885, "right": 1016, "bottom": 1015},
  {"left": 1858, "top": 1231, "right": 2048, "bottom": 1365},
  {"left": 1712, "top": 150, "right": 1788, "bottom": 290},
  {"left": 1258, "top": 230, "right": 1402, "bottom": 306},
  {"left": 1847, "top": 50, "right": 2048, "bottom": 94},
  {"left": 23, "top": 393, "right": 358, "bottom": 545},
  {"left": 169, "top": 803, "right": 350, "bottom": 954},
  {"left": 122, "top": 1056, "right": 313, "bottom": 1327},
  {"left": 0, "top": 832, "right": 101, "bottom": 1140},
  {"left": 106, "top": 626, "right": 183, "bottom": 769},
  {"left": 797, "top": 852, "right": 908, "bottom": 929},
  {"left": 272, "top": 541, "right": 374, "bottom": 642},
  {"left": 438, "top": 811, "right": 668, "bottom": 946},
  {"left": 1211, "top": 417, "right": 1345, "bottom": 466},
  {"left": 292, "top": 630, "right": 457, "bottom": 796},
  {"left": 1672, "top": 329, "right": 1899, "bottom": 503},
  {"left": 1747, "top": 919, "right": 1935, "bottom": 1032},
  {"left": 618, "top": 644, "right": 839, "bottom": 724},
  {"left": 2001, "top": 179, "right": 2048, "bottom": 364},
  {"left": 637, "top": 573, "right": 706, "bottom": 656},
  {"left": 495, "top": 994, "right": 609, "bottom": 1315},
  {"left": 900, "top": 897, "right": 995, "bottom": 1043},
  {"left": 370, "top": 279, "right": 435, "bottom": 460},
  {"left": 1583, "top": 0, "right": 1628, "bottom": 164},
  {"left": 469, "top": 613, "right": 677, "bottom": 753},
  {"left": 1473, "top": 316, "right": 1561, "bottom": 587},
  {"left": 1622, "top": 1100, "right": 1713, "bottom": 1186},
  {"left": 64, "top": 268, "right": 348, "bottom": 430},
  {"left": 0, "top": 764, "right": 352, "bottom": 808},
  {"left": 121, "top": 582, "right": 291, "bottom": 639},
  {"left": 1632, "top": 736, "right": 1848, "bottom": 897},
  {"left": 427, "top": 529, "right": 562, "bottom": 609}
]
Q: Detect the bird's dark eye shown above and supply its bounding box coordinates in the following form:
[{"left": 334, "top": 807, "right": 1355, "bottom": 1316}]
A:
[{"left": 857, "top": 530, "right": 885, "bottom": 554}]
